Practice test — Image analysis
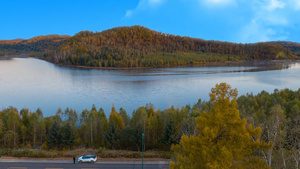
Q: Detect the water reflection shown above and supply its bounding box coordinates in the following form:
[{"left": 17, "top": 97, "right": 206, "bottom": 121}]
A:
[{"left": 0, "top": 57, "right": 300, "bottom": 116}]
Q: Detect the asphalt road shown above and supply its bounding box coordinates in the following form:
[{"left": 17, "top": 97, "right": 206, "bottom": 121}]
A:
[{"left": 0, "top": 160, "right": 170, "bottom": 169}]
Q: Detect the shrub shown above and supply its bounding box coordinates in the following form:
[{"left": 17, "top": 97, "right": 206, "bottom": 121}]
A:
[
  {"left": 97, "top": 147, "right": 106, "bottom": 154},
  {"left": 41, "top": 142, "right": 48, "bottom": 150}
]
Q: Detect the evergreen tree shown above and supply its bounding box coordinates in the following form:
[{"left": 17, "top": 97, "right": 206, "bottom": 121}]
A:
[
  {"left": 133, "top": 123, "right": 143, "bottom": 151},
  {"left": 61, "top": 123, "right": 76, "bottom": 149},
  {"left": 47, "top": 121, "right": 61, "bottom": 149},
  {"left": 104, "top": 121, "right": 120, "bottom": 149},
  {"left": 119, "top": 107, "right": 130, "bottom": 127},
  {"left": 162, "top": 120, "right": 177, "bottom": 146},
  {"left": 119, "top": 126, "right": 135, "bottom": 149}
]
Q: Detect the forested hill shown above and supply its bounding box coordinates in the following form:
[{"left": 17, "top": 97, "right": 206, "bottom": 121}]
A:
[
  {"left": 0, "top": 26, "right": 298, "bottom": 67},
  {"left": 47, "top": 26, "right": 298, "bottom": 68},
  {"left": 269, "top": 41, "right": 300, "bottom": 56},
  {"left": 0, "top": 35, "right": 70, "bottom": 56}
]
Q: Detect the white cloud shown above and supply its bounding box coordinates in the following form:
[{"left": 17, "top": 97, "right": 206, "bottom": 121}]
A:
[
  {"left": 201, "top": 0, "right": 236, "bottom": 6},
  {"left": 291, "top": 0, "right": 300, "bottom": 10},
  {"left": 239, "top": 19, "right": 288, "bottom": 43},
  {"left": 250, "top": 0, "right": 289, "bottom": 27},
  {"left": 123, "top": 0, "right": 299, "bottom": 42},
  {"left": 125, "top": 10, "right": 133, "bottom": 18},
  {"left": 149, "top": 0, "right": 163, "bottom": 4},
  {"left": 265, "top": 14, "right": 288, "bottom": 25},
  {"left": 124, "top": 0, "right": 164, "bottom": 18},
  {"left": 237, "top": 0, "right": 291, "bottom": 42},
  {"left": 265, "top": 0, "right": 285, "bottom": 11}
]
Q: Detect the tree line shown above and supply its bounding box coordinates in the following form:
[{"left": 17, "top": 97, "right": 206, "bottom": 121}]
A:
[
  {"left": 0, "top": 35, "right": 69, "bottom": 56},
  {"left": 269, "top": 41, "right": 300, "bottom": 57},
  {"left": 49, "top": 26, "right": 296, "bottom": 68},
  {"left": 0, "top": 85, "right": 299, "bottom": 168},
  {"left": 0, "top": 26, "right": 298, "bottom": 67}
]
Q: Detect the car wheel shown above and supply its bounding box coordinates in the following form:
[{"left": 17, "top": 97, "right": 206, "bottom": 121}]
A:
[
  {"left": 79, "top": 160, "right": 83, "bottom": 163},
  {"left": 91, "top": 160, "right": 95, "bottom": 164}
]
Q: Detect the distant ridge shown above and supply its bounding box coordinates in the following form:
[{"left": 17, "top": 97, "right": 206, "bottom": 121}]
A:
[
  {"left": 268, "top": 41, "right": 300, "bottom": 56},
  {"left": 0, "top": 35, "right": 70, "bottom": 56},
  {"left": 0, "top": 26, "right": 299, "bottom": 68},
  {"left": 0, "top": 38, "right": 24, "bottom": 44}
]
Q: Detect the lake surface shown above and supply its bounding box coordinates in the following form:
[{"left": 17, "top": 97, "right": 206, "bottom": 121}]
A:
[{"left": 1, "top": 57, "right": 300, "bottom": 117}]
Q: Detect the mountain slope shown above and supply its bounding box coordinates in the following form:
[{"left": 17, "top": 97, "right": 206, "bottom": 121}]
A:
[
  {"left": 0, "top": 35, "right": 70, "bottom": 56},
  {"left": 49, "top": 26, "right": 296, "bottom": 68},
  {"left": 0, "top": 26, "right": 298, "bottom": 67},
  {"left": 269, "top": 41, "right": 300, "bottom": 56}
]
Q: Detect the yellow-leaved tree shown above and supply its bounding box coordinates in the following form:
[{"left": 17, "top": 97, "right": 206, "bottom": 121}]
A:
[{"left": 170, "top": 83, "right": 270, "bottom": 169}]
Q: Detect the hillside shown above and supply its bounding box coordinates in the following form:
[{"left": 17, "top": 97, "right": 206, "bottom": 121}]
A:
[
  {"left": 269, "top": 41, "right": 300, "bottom": 56},
  {"left": 0, "top": 26, "right": 298, "bottom": 67},
  {"left": 49, "top": 26, "right": 297, "bottom": 68},
  {"left": 0, "top": 35, "right": 70, "bottom": 56}
]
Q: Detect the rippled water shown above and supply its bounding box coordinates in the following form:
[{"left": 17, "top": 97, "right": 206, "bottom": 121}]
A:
[{"left": 0, "top": 57, "right": 300, "bottom": 116}]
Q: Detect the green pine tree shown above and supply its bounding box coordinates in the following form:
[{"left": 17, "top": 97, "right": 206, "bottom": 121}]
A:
[
  {"left": 104, "top": 121, "right": 120, "bottom": 149},
  {"left": 162, "top": 120, "right": 177, "bottom": 146},
  {"left": 61, "top": 123, "right": 76, "bottom": 149},
  {"left": 47, "top": 121, "right": 61, "bottom": 149},
  {"left": 133, "top": 123, "right": 143, "bottom": 151}
]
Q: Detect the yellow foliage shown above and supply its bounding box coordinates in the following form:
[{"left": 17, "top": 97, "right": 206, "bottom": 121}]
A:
[
  {"left": 171, "top": 83, "right": 270, "bottom": 169},
  {"left": 108, "top": 105, "right": 124, "bottom": 130}
]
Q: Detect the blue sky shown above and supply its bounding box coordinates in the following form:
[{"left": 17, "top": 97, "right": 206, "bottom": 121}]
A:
[{"left": 1, "top": 0, "right": 300, "bottom": 43}]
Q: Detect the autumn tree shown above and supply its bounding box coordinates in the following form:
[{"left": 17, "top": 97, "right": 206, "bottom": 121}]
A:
[
  {"left": 0, "top": 119, "right": 4, "bottom": 145},
  {"left": 108, "top": 105, "right": 124, "bottom": 130},
  {"left": 20, "top": 108, "right": 30, "bottom": 142},
  {"left": 286, "top": 104, "right": 300, "bottom": 168},
  {"left": 29, "top": 112, "right": 39, "bottom": 148},
  {"left": 104, "top": 105, "right": 124, "bottom": 149},
  {"left": 171, "top": 83, "right": 270, "bottom": 169},
  {"left": 7, "top": 108, "right": 20, "bottom": 147},
  {"left": 119, "top": 107, "right": 130, "bottom": 127},
  {"left": 261, "top": 104, "right": 286, "bottom": 167}
]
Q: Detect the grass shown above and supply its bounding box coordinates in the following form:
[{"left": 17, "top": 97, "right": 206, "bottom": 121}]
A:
[{"left": 1, "top": 148, "right": 171, "bottom": 159}]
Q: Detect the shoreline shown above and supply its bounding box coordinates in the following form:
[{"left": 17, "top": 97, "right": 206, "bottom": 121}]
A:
[
  {"left": 37, "top": 57, "right": 300, "bottom": 70},
  {"left": 2, "top": 53, "right": 299, "bottom": 70},
  {"left": 0, "top": 53, "right": 27, "bottom": 60}
]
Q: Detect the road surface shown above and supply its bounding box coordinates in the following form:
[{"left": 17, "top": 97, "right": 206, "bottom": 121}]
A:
[{"left": 0, "top": 160, "right": 170, "bottom": 169}]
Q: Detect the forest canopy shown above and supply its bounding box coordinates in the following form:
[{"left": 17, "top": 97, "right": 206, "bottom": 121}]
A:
[
  {"left": 0, "top": 85, "right": 300, "bottom": 168},
  {"left": 0, "top": 26, "right": 299, "bottom": 68}
]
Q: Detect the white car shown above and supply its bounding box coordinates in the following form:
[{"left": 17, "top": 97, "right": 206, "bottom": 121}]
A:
[{"left": 77, "top": 155, "right": 97, "bottom": 163}]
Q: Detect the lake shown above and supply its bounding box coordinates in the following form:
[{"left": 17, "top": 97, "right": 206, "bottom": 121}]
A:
[{"left": 0, "top": 57, "right": 300, "bottom": 117}]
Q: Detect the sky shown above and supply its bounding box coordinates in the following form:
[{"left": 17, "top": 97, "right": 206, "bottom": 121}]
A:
[{"left": 1, "top": 0, "right": 300, "bottom": 43}]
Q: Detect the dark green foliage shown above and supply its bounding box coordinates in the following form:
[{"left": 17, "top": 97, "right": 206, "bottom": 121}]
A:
[
  {"left": 119, "top": 127, "right": 135, "bottom": 149},
  {"left": 47, "top": 121, "right": 61, "bottom": 149},
  {"left": 133, "top": 123, "right": 143, "bottom": 151},
  {"left": 162, "top": 121, "right": 177, "bottom": 146},
  {"left": 118, "top": 124, "right": 144, "bottom": 151},
  {"left": 60, "top": 123, "right": 76, "bottom": 149},
  {"left": 104, "top": 121, "right": 120, "bottom": 149}
]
